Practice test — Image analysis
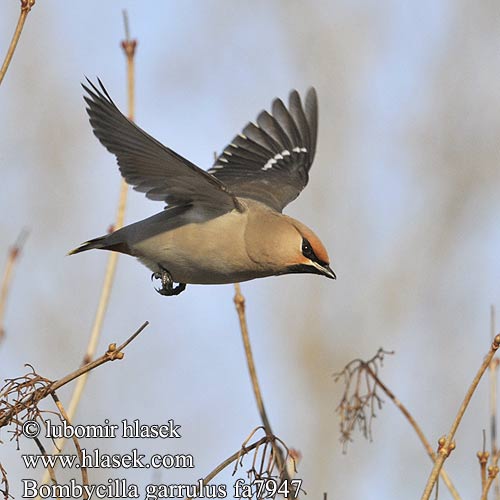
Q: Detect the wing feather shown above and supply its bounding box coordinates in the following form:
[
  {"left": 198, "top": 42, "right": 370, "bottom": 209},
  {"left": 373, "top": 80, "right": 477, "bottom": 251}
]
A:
[
  {"left": 83, "top": 79, "right": 240, "bottom": 211},
  {"left": 210, "top": 88, "right": 318, "bottom": 212}
]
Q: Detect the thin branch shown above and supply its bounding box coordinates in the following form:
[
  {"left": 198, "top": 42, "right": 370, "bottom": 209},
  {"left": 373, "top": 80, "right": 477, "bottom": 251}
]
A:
[
  {"left": 491, "top": 307, "right": 498, "bottom": 456},
  {"left": 478, "top": 450, "right": 489, "bottom": 493},
  {"left": 121, "top": 9, "right": 137, "bottom": 122},
  {"left": 0, "top": 461, "right": 9, "bottom": 500},
  {"left": 481, "top": 466, "right": 500, "bottom": 500},
  {"left": 366, "top": 366, "right": 461, "bottom": 500},
  {"left": 186, "top": 437, "right": 268, "bottom": 500},
  {"left": 0, "top": 322, "right": 149, "bottom": 429},
  {"left": 0, "top": 230, "right": 28, "bottom": 342},
  {"left": 32, "top": 436, "right": 58, "bottom": 497},
  {"left": 421, "top": 334, "right": 500, "bottom": 500},
  {"left": 489, "top": 305, "right": 500, "bottom": 499},
  {"left": 233, "top": 285, "right": 272, "bottom": 432},
  {"left": 233, "top": 284, "right": 289, "bottom": 482},
  {"left": 0, "top": 0, "right": 35, "bottom": 86},
  {"left": 490, "top": 452, "right": 500, "bottom": 500},
  {"left": 38, "top": 14, "right": 138, "bottom": 488},
  {"left": 51, "top": 393, "right": 89, "bottom": 499}
]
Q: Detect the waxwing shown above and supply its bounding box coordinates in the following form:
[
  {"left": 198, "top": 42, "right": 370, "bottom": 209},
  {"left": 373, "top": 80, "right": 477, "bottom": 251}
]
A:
[{"left": 70, "top": 80, "right": 335, "bottom": 296}]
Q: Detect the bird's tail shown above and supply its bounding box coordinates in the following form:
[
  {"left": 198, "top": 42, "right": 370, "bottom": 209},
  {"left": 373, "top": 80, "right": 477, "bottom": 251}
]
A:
[{"left": 68, "top": 236, "right": 107, "bottom": 255}]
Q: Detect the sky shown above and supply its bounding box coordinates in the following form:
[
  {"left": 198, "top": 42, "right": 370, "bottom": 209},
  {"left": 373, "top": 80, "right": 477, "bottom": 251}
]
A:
[{"left": 2, "top": 1, "right": 500, "bottom": 499}]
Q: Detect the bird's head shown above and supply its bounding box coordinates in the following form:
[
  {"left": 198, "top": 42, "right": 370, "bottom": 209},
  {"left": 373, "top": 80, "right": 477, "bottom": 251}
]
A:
[
  {"left": 281, "top": 216, "right": 336, "bottom": 280},
  {"left": 245, "top": 208, "right": 336, "bottom": 280}
]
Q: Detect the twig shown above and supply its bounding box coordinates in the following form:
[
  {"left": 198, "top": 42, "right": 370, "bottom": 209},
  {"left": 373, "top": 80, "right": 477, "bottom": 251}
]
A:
[
  {"left": 32, "top": 436, "right": 58, "bottom": 497},
  {"left": 366, "top": 366, "right": 461, "bottom": 500},
  {"left": 478, "top": 450, "right": 489, "bottom": 493},
  {"left": 51, "top": 393, "right": 89, "bottom": 499},
  {"left": 489, "top": 306, "right": 500, "bottom": 499},
  {"left": 0, "top": 229, "right": 28, "bottom": 342},
  {"left": 233, "top": 284, "right": 289, "bottom": 483},
  {"left": 421, "top": 334, "right": 500, "bottom": 500},
  {"left": 481, "top": 465, "right": 500, "bottom": 500},
  {"left": 0, "top": 322, "right": 148, "bottom": 429},
  {"left": 121, "top": 10, "right": 137, "bottom": 122},
  {"left": 491, "top": 307, "right": 498, "bottom": 456},
  {"left": 0, "top": 0, "right": 35, "bottom": 85},
  {"left": 186, "top": 437, "right": 268, "bottom": 500},
  {"left": 233, "top": 285, "right": 272, "bottom": 432},
  {"left": 0, "top": 461, "right": 9, "bottom": 500},
  {"left": 38, "top": 13, "right": 137, "bottom": 488}
]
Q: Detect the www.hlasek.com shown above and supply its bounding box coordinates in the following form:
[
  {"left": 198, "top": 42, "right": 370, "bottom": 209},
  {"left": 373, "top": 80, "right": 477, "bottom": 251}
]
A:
[
  {"left": 22, "top": 418, "right": 190, "bottom": 469},
  {"left": 22, "top": 447, "right": 193, "bottom": 469}
]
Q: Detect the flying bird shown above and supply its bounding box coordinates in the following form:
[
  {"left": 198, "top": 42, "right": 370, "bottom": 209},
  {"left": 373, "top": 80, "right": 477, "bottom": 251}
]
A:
[{"left": 70, "top": 80, "right": 335, "bottom": 296}]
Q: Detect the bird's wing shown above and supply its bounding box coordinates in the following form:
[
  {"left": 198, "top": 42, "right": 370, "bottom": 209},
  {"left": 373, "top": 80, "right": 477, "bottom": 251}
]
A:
[
  {"left": 208, "top": 88, "right": 318, "bottom": 212},
  {"left": 83, "top": 79, "right": 241, "bottom": 211}
]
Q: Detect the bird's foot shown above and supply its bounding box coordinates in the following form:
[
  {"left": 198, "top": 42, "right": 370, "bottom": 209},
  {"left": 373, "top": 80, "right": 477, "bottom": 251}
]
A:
[{"left": 151, "top": 268, "right": 186, "bottom": 296}]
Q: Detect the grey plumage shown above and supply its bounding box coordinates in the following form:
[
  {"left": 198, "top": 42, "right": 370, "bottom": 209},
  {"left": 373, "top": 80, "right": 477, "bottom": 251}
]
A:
[
  {"left": 83, "top": 79, "right": 242, "bottom": 211},
  {"left": 208, "top": 88, "right": 318, "bottom": 212}
]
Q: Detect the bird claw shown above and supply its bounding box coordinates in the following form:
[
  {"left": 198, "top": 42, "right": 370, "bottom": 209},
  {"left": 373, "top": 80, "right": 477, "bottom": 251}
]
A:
[{"left": 151, "top": 268, "right": 186, "bottom": 296}]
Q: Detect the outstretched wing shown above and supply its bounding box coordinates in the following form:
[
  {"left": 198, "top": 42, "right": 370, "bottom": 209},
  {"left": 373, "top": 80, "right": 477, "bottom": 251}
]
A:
[
  {"left": 208, "top": 88, "right": 318, "bottom": 212},
  {"left": 83, "top": 79, "right": 241, "bottom": 211}
]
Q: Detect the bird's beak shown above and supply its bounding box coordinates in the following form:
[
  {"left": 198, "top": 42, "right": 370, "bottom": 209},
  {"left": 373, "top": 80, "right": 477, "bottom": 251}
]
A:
[
  {"left": 284, "top": 261, "right": 337, "bottom": 280},
  {"left": 282, "top": 261, "right": 337, "bottom": 280},
  {"left": 320, "top": 264, "right": 336, "bottom": 280}
]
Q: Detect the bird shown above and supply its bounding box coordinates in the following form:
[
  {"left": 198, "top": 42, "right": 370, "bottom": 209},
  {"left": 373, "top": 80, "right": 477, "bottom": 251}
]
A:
[{"left": 69, "top": 79, "right": 335, "bottom": 296}]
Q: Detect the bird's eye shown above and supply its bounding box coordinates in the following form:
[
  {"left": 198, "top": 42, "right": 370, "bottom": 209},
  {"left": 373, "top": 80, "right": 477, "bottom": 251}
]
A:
[{"left": 302, "top": 238, "right": 314, "bottom": 259}]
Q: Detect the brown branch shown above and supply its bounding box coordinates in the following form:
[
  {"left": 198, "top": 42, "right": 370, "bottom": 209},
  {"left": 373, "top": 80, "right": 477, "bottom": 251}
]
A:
[
  {"left": 32, "top": 437, "right": 58, "bottom": 494},
  {"left": 0, "top": 461, "right": 9, "bottom": 500},
  {"left": 51, "top": 393, "right": 89, "bottom": 498},
  {"left": 489, "top": 306, "right": 500, "bottom": 499},
  {"left": 185, "top": 437, "right": 268, "bottom": 500},
  {"left": 478, "top": 451, "right": 489, "bottom": 493},
  {"left": 0, "top": 321, "right": 148, "bottom": 429},
  {"left": 233, "top": 284, "right": 289, "bottom": 483},
  {"left": 420, "top": 334, "right": 500, "bottom": 500},
  {"left": 366, "top": 366, "right": 461, "bottom": 500},
  {"left": 481, "top": 465, "right": 500, "bottom": 500},
  {"left": 55, "top": 321, "right": 147, "bottom": 391},
  {"left": 0, "top": 0, "right": 35, "bottom": 85},
  {"left": 233, "top": 285, "right": 272, "bottom": 432},
  {"left": 121, "top": 10, "right": 137, "bottom": 122},
  {"left": 491, "top": 307, "right": 498, "bottom": 456},
  {"left": 0, "top": 230, "right": 28, "bottom": 342}
]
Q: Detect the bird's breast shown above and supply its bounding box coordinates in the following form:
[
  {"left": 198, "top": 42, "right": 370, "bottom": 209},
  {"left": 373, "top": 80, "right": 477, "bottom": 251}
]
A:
[{"left": 132, "top": 209, "right": 268, "bottom": 284}]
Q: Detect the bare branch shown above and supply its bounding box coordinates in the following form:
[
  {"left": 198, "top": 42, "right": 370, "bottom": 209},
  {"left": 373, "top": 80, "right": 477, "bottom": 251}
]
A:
[
  {"left": 233, "top": 284, "right": 290, "bottom": 483},
  {"left": 0, "top": 229, "right": 28, "bottom": 342},
  {"left": 0, "top": 322, "right": 148, "bottom": 429},
  {"left": 0, "top": 0, "right": 35, "bottom": 85},
  {"left": 335, "top": 349, "right": 461, "bottom": 499},
  {"left": 421, "top": 334, "right": 500, "bottom": 500},
  {"left": 481, "top": 465, "right": 500, "bottom": 500},
  {"left": 50, "top": 393, "right": 89, "bottom": 497}
]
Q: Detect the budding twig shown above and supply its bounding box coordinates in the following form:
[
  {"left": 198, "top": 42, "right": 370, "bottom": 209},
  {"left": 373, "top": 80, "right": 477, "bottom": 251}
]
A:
[
  {"left": 0, "top": 0, "right": 35, "bottom": 85},
  {"left": 0, "top": 322, "right": 149, "bottom": 429},
  {"left": 481, "top": 465, "right": 500, "bottom": 500},
  {"left": 233, "top": 284, "right": 291, "bottom": 485},
  {"left": 0, "top": 229, "right": 28, "bottom": 342},
  {"left": 420, "top": 334, "right": 500, "bottom": 500}
]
